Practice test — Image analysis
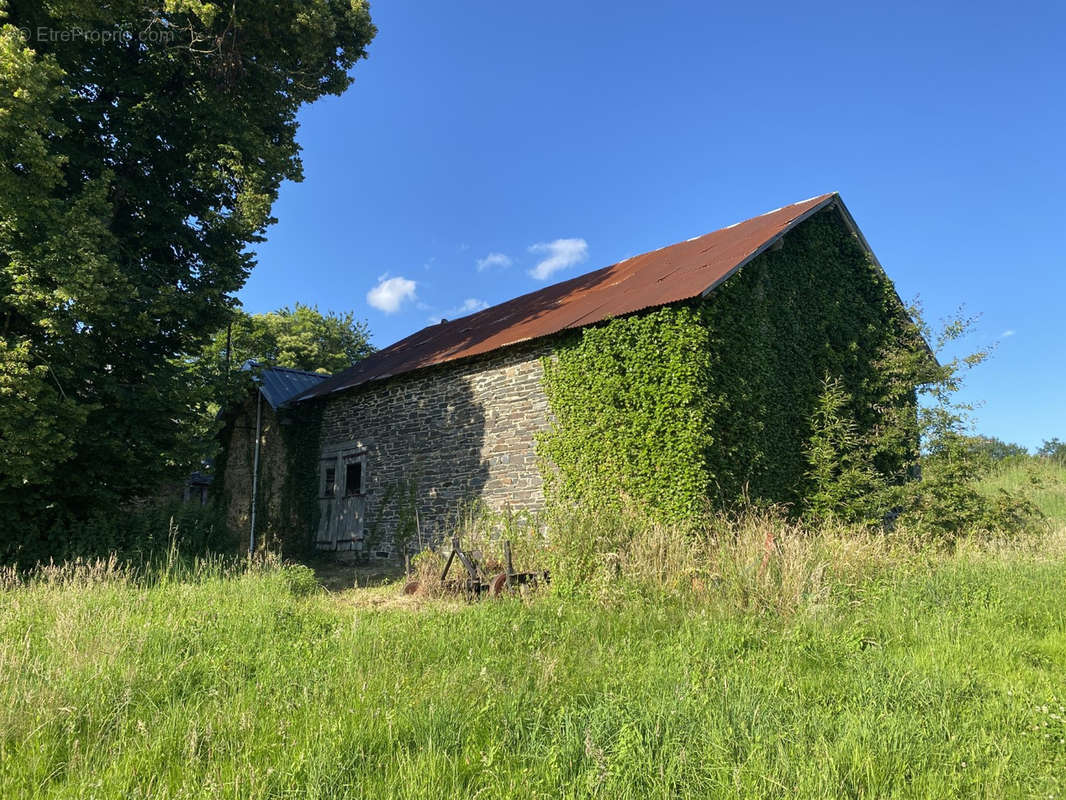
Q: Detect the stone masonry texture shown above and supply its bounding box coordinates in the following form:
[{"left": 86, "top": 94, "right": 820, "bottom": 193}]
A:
[
  {"left": 221, "top": 395, "right": 295, "bottom": 552},
  {"left": 317, "top": 339, "right": 554, "bottom": 559}
]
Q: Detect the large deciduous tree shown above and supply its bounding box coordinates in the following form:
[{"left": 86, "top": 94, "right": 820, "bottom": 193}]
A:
[
  {"left": 0, "top": 1, "right": 375, "bottom": 534},
  {"left": 203, "top": 304, "right": 373, "bottom": 376}
]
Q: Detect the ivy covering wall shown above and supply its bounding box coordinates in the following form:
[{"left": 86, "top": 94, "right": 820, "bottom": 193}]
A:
[
  {"left": 538, "top": 208, "right": 918, "bottom": 523},
  {"left": 277, "top": 402, "right": 325, "bottom": 555},
  {"left": 216, "top": 392, "right": 324, "bottom": 557}
]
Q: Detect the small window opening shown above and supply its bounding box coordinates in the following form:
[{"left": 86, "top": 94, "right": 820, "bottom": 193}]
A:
[
  {"left": 345, "top": 461, "right": 363, "bottom": 496},
  {"left": 323, "top": 465, "right": 336, "bottom": 497}
]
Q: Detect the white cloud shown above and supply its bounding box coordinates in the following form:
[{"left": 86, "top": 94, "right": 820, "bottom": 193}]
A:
[
  {"left": 528, "top": 238, "right": 589, "bottom": 280},
  {"left": 367, "top": 275, "right": 417, "bottom": 313},
  {"left": 427, "top": 298, "right": 490, "bottom": 323},
  {"left": 476, "top": 252, "right": 512, "bottom": 272},
  {"left": 1001, "top": 329, "right": 1016, "bottom": 338}
]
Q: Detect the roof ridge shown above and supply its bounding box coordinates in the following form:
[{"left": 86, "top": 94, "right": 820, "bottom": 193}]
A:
[
  {"left": 357, "top": 193, "right": 838, "bottom": 358},
  {"left": 295, "top": 192, "right": 842, "bottom": 403}
]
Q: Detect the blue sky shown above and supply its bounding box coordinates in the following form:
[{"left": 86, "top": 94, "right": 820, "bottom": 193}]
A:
[{"left": 241, "top": 0, "right": 1065, "bottom": 450}]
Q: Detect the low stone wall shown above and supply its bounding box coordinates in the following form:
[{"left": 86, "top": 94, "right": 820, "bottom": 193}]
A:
[{"left": 318, "top": 338, "right": 554, "bottom": 560}]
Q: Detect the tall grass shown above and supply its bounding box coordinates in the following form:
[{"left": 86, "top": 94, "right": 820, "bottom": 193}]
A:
[
  {"left": 1, "top": 467, "right": 1064, "bottom": 798},
  {"left": 2, "top": 536, "right": 1065, "bottom": 798},
  {"left": 542, "top": 506, "right": 920, "bottom": 614},
  {"left": 541, "top": 458, "right": 1066, "bottom": 613}
]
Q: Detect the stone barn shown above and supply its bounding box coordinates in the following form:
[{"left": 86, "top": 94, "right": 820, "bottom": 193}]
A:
[{"left": 223, "top": 192, "right": 920, "bottom": 559}]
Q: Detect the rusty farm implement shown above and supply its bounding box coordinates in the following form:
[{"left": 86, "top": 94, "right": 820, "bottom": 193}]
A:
[{"left": 403, "top": 535, "right": 549, "bottom": 599}]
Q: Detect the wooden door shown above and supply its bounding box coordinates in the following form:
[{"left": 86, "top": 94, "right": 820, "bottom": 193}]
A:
[
  {"left": 334, "top": 452, "right": 365, "bottom": 551},
  {"left": 315, "top": 449, "right": 366, "bottom": 551},
  {"left": 315, "top": 458, "right": 338, "bottom": 549}
]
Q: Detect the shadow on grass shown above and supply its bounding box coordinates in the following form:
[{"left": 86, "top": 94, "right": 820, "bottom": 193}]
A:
[{"left": 305, "top": 556, "right": 406, "bottom": 593}]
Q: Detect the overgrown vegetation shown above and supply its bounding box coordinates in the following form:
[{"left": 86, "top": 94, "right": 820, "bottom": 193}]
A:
[
  {"left": 979, "top": 455, "right": 1066, "bottom": 523},
  {"left": 0, "top": 502, "right": 228, "bottom": 568},
  {"left": 800, "top": 307, "right": 1048, "bottom": 541},
  {"left": 407, "top": 502, "right": 548, "bottom": 593},
  {"left": 2, "top": 480, "right": 1064, "bottom": 798},
  {"left": 0, "top": 2, "right": 375, "bottom": 543},
  {"left": 272, "top": 402, "right": 327, "bottom": 558},
  {"left": 540, "top": 208, "right": 1042, "bottom": 545},
  {"left": 539, "top": 210, "right": 921, "bottom": 526},
  {"left": 539, "top": 303, "right": 715, "bottom": 523}
]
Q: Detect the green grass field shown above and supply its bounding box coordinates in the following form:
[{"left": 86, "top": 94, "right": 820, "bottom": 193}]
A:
[
  {"left": 2, "top": 465, "right": 1065, "bottom": 799},
  {"left": 979, "top": 457, "right": 1066, "bottom": 523}
]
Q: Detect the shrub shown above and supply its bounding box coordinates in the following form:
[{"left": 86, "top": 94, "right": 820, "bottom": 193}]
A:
[
  {"left": 802, "top": 304, "right": 1045, "bottom": 542},
  {"left": 884, "top": 438, "right": 1045, "bottom": 542},
  {"left": 805, "top": 375, "right": 882, "bottom": 523},
  {"left": 962, "top": 435, "right": 1029, "bottom": 464},
  {"left": 281, "top": 564, "right": 321, "bottom": 598},
  {"left": 3, "top": 501, "right": 230, "bottom": 568}
]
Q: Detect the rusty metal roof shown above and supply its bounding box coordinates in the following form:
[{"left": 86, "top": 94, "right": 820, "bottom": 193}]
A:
[{"left": 296, "top": 192, "right": 840, "bottom": 403}]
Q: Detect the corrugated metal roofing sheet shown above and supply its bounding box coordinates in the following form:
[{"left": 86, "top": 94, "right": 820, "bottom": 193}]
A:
[
  {"left": 297, "top": 192, "right": 839, "bottom": 402},
  {"left": 253, "top": 365, "right": 330, "bottom": 409}
]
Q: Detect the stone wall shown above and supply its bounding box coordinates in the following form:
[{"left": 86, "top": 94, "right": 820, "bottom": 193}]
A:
[
  {"left": 318, "top": 338, "right": 554, "bottom": 560},
  {"left": 220, "top": 392, "right": 293, "bottom": 552}
]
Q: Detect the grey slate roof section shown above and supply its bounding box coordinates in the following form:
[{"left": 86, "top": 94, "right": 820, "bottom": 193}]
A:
[{"left": 246, "top": 364, "right": 330, "bottom": 409}]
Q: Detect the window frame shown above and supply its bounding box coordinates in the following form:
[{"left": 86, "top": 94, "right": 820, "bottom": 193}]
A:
[
  {"left": 342, "top": 454, "right": 366, "bottom": 497},
  {"left": 319, "top": 460, "right": 337, "bottom": 499},
  {"left": 319, "top": 446, "right": 367, "bottom": 500}
]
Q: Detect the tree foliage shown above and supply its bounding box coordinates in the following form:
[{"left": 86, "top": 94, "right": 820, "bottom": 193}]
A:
[
  {"left": 1038, "top": 438, "right": 1066, "bottom": 465},
  {"left": 805, "top": 303, "right": 1042, "bottom": 538},
  {"left": 0, "top": 1, "right": 375, "bottom": 541},
  {"left": 199, "top": 304, "right": 373, "bottom": 376},
  {"left": 963, "top": 435, "right": 1029, "bottom": 463}
]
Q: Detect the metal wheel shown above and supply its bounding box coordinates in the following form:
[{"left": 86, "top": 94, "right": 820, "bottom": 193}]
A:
[{"left": 488, "top": 572, "right": 509, "bottom": 597}]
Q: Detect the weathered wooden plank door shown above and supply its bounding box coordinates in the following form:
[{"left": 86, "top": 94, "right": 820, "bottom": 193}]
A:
[
  {"left": 315, "top": 458, "right": 338, "bottom": 549},
  {"left": 316, "top": 448, "right": 366, "bottom": 551},
  {"left": 333, "top": 452, "right": 366, "bottom": 551}
]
